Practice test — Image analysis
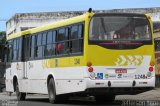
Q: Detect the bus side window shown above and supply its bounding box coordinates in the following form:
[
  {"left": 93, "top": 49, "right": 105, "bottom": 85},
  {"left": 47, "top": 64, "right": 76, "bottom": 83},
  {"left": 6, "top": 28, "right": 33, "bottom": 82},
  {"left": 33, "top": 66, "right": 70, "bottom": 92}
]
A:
[
  {"left": 46, "top": 31, "right": 53, "bottom": 57},
  {"left": 35, "top": 33, "right": 43, "bottom": 58},
  {"left": 12, "top": 39, "right": 18, "bottom": 61},
  {"left": 57, "top": 28, "right": 69, "bottom": 55},
  {"left": 7, "top": 40, "right": 13, "bottom": 62},
  {"left": 23, "top": 36, "right": 30, "bottom": 61},
  {"left": 70, "top": 24, "right": 84, "bottom": 54},
  {"left": 30, "top": 35, "right": 35, "bottom": 59},
  {"left": 52, "top": 31, "right": 57, "bottom": 56},
  {"left": 78, "top": 24, "right": 84, "bottom": 52},
  {"left": 42, "top": 32, "right": 47, "bottom": 57},
  {"left": 18, "top": 37, "right": 22, "bottom": 61}
]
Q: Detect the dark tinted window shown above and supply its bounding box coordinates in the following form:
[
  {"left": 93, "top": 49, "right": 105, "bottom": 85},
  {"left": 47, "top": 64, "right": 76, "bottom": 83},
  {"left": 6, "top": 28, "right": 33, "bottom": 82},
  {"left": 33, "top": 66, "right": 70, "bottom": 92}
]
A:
[
  {"left": 71, "top": 25, "right": 79, "bottom": 39},
  {"left": 46, "top": 45, "right": 53, "bottom": 56},
  {"left": 53, "top": 31, "right": 56, "bottom": 43},
  {"left": 23, "top": 36, "right": 30, "bottom": 61},
  {"left": 42, "top": 32, "right": 47, "bottom": 56},
  {"left": 30, "top": 35, "right": 35, "bottom": 58},
  {"left": 78, "top": 25, "right": 83, "bottom": 38},
  {"left": 47, "top": 31, "right": 53, "bottom": 44},
  {"left": 18, "top": 37, "right": 22, "bottom": 61},
  {"left": 13, "top": 39, "right": 17, "bottom": 50},
  {"left": 35, "top": 33, "right": 43, "bottom": 58},
  {"left": 11, "top": 38, "right": 23, "bottom": 61},
  {"left": 70, "top": 24, "right": 84, "bottom": 54},
  {"left": 31, "top": 36, "right": 35, "bottom": 47},
  {"left": 7, "top": 40, "right": 13, "bottom": 62},
  {"left": 58, "top": 28, "right": 66, "bottom": 41},
  {"left": 45, "top": 30, "right": 56, "bottom": 56},
  {"left": 89, "top": 16, "right": 151, "bottom": 41},
  {"left": 9, "top": 22, "right": 85, "bottom": 62},
  {"left": 37, "top": 33, "right": 42, "bottom": 46},
  {"left": 57, "top": 28, "right": 69, "bottom": 55},
  {"left": 42, "top": 32, "right": 47, "bottom": 45},
  {"left": 13, "top": 39, "right": 18, "bottom": 61}
]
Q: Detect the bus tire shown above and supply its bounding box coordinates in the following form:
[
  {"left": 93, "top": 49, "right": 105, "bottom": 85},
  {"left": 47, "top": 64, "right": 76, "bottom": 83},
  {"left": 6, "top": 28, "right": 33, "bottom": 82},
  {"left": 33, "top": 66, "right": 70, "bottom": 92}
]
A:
[
  {"left": 15, "top": 81, "right": 26, "bottom": 101},
  {"left": 95, "top": 94, "right": 115, "bottom": 103},
  {"left": 48, "top": 78, "right": 58, "bottom": 104}
]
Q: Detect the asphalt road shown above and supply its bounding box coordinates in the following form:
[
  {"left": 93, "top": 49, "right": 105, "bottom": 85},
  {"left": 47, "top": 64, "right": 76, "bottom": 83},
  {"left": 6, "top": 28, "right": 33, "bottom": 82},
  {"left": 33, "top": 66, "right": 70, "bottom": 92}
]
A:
[
  {"left": 0, "top": 95, "right": 122, "bottom": 106},
  {"left": 15, "top": 99, "right": 122, "bottom": 106},
  {"left": 1, "top": 89, "right": 160, "bottom": 106}
]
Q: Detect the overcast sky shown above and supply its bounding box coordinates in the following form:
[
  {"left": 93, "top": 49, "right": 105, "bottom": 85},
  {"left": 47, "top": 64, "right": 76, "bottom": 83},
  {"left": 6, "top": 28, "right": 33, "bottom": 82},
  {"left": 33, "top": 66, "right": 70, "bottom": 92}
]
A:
[{"left": 0, "top": 0, "right": 160, "bottom": 31}]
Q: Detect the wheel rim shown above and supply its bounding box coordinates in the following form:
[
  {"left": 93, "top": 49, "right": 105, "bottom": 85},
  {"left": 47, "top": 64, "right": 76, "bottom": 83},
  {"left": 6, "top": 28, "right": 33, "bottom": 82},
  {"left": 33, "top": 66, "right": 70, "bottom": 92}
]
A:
[
  {"left": 49, "top": 81, "right": 55, "bottom": 101},
  {"left": 49, "top": 87, "right": 54, "bottom": 99}
]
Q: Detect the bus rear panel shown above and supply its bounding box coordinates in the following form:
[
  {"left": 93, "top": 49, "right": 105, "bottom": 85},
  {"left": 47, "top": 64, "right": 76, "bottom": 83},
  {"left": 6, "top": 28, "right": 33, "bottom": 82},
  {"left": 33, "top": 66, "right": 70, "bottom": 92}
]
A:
[{"left": 85, "top": 13, "right": 155, "bottom": 95}]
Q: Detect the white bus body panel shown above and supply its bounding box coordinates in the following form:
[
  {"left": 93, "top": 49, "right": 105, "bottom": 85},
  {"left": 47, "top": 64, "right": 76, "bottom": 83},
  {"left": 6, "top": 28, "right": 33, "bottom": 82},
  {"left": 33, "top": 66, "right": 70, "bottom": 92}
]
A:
[{"left": 6, "top": 56, "right": 155, "bottom": 95}]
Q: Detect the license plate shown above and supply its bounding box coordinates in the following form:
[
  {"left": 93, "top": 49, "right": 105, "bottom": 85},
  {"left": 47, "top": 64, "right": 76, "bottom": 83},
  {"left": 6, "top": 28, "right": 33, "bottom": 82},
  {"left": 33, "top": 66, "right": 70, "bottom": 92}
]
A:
[{"left": 115, "top": 68, "right": 127, "bottom": 73}]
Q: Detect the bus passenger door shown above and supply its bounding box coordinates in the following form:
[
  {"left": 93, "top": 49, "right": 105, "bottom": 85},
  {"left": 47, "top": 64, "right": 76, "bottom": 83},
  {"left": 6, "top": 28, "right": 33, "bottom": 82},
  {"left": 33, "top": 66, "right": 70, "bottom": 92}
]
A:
[{"left": 23, "top": 36, "right": 30, "bottom": 79}]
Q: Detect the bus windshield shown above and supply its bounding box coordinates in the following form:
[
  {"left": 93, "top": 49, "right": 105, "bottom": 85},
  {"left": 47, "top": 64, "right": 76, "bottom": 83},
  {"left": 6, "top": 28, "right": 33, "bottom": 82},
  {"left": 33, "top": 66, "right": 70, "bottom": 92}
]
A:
[{"left": 89, "top": 15, "right": 151, "bottom": 42}]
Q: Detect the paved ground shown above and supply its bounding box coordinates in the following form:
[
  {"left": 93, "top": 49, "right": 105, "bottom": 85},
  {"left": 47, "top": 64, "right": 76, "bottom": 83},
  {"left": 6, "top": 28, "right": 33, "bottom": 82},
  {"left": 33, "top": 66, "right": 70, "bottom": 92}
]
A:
[
  {"left": 117, "top": 88, "right": 160, "bottom": 100},
  {"left": 1, "top": 89, "right": 160, "bottom": 106}
]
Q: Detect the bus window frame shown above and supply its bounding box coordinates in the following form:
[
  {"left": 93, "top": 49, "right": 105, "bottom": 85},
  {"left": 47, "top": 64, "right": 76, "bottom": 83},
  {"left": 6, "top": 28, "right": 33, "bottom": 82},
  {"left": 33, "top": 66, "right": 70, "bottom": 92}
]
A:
[
  {"left": 88, "top": 13, "right": 153, "bottom": 50},
  {"left": 8, "top": 22, "right": 85, "bottom": 62}
]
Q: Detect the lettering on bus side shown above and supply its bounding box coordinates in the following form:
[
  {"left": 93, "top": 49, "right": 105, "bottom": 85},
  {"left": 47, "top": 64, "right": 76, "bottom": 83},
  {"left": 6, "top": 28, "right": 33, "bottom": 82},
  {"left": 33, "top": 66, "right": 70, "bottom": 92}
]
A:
[
  {"left": 74, "top": 58, "right": 80, "bottom": 65},
  {"left": 55, "top": 59, "right": 58, "bottom": 67}
]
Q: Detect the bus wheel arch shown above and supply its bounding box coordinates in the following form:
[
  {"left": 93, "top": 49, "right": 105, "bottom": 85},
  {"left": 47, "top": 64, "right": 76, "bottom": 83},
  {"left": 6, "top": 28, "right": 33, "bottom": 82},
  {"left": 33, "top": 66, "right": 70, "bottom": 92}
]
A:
[{"left": 47, "top": 74, "right": 54, "bottom": 88}]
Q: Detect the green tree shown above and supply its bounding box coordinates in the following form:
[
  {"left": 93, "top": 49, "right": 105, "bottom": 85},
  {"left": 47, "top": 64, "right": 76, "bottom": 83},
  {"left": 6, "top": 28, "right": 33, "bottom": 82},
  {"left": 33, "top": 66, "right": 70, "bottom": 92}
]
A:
[
  {"left": 0, "top": 31, "right": 6, "bottom": 44},
  {"left": 0, "top": 31, "right": 6, "bottom": 62}
]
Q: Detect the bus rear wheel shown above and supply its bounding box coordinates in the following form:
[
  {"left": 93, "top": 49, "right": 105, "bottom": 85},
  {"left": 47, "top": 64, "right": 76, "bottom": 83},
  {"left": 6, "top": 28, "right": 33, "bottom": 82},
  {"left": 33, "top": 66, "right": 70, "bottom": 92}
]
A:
[
  {"left": 48, "top": 78, "right": 58, "bottom": 104},
  {"left": 95, "top": 94, "right": 115, "bottom": 103},
  {"left": 15, "top": 82, "right": 26, "bottom": 101}
]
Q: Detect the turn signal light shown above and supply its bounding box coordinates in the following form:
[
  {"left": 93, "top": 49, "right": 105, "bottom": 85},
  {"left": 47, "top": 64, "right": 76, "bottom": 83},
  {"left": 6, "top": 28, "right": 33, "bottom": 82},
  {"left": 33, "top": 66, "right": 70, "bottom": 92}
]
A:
[
  {"left": 150, "top": 61, "right": 155, "bottom": 66},
  {"left": 87, "top": 62, "right": 92, "bottom": 67},
  {"left": 149, "top": 67, "right": 153, "bottom": 72},
  {"left": 88, "top": 67, "right": 94, "bottom": 72}
]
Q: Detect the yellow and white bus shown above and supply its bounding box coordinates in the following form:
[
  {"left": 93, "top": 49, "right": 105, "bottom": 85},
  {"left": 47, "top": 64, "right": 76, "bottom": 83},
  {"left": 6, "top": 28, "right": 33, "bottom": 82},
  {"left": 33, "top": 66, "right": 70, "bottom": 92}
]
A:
[{"left": 5, "top": 10, "right": 155, "bottom": 103}]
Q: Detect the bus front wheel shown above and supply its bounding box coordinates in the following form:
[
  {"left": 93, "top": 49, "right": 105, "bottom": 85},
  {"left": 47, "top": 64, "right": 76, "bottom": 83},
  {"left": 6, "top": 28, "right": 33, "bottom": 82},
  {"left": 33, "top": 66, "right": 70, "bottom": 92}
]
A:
[{"left": 15, "top": 82, "right": 26, "bottom": 101}]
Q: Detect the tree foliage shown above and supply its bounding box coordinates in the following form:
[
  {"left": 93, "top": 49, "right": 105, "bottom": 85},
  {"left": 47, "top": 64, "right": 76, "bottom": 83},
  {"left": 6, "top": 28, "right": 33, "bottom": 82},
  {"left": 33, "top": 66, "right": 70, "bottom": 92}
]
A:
[{"left": 0, "top": 31, "right": 6, "bottom": 44}]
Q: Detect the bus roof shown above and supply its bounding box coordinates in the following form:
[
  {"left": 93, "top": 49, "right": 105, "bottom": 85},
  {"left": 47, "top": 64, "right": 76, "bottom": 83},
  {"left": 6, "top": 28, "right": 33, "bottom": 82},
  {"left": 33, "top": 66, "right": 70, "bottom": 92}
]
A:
[{"left": 93, "top": 13, "right": 147, "bottom": 17}]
